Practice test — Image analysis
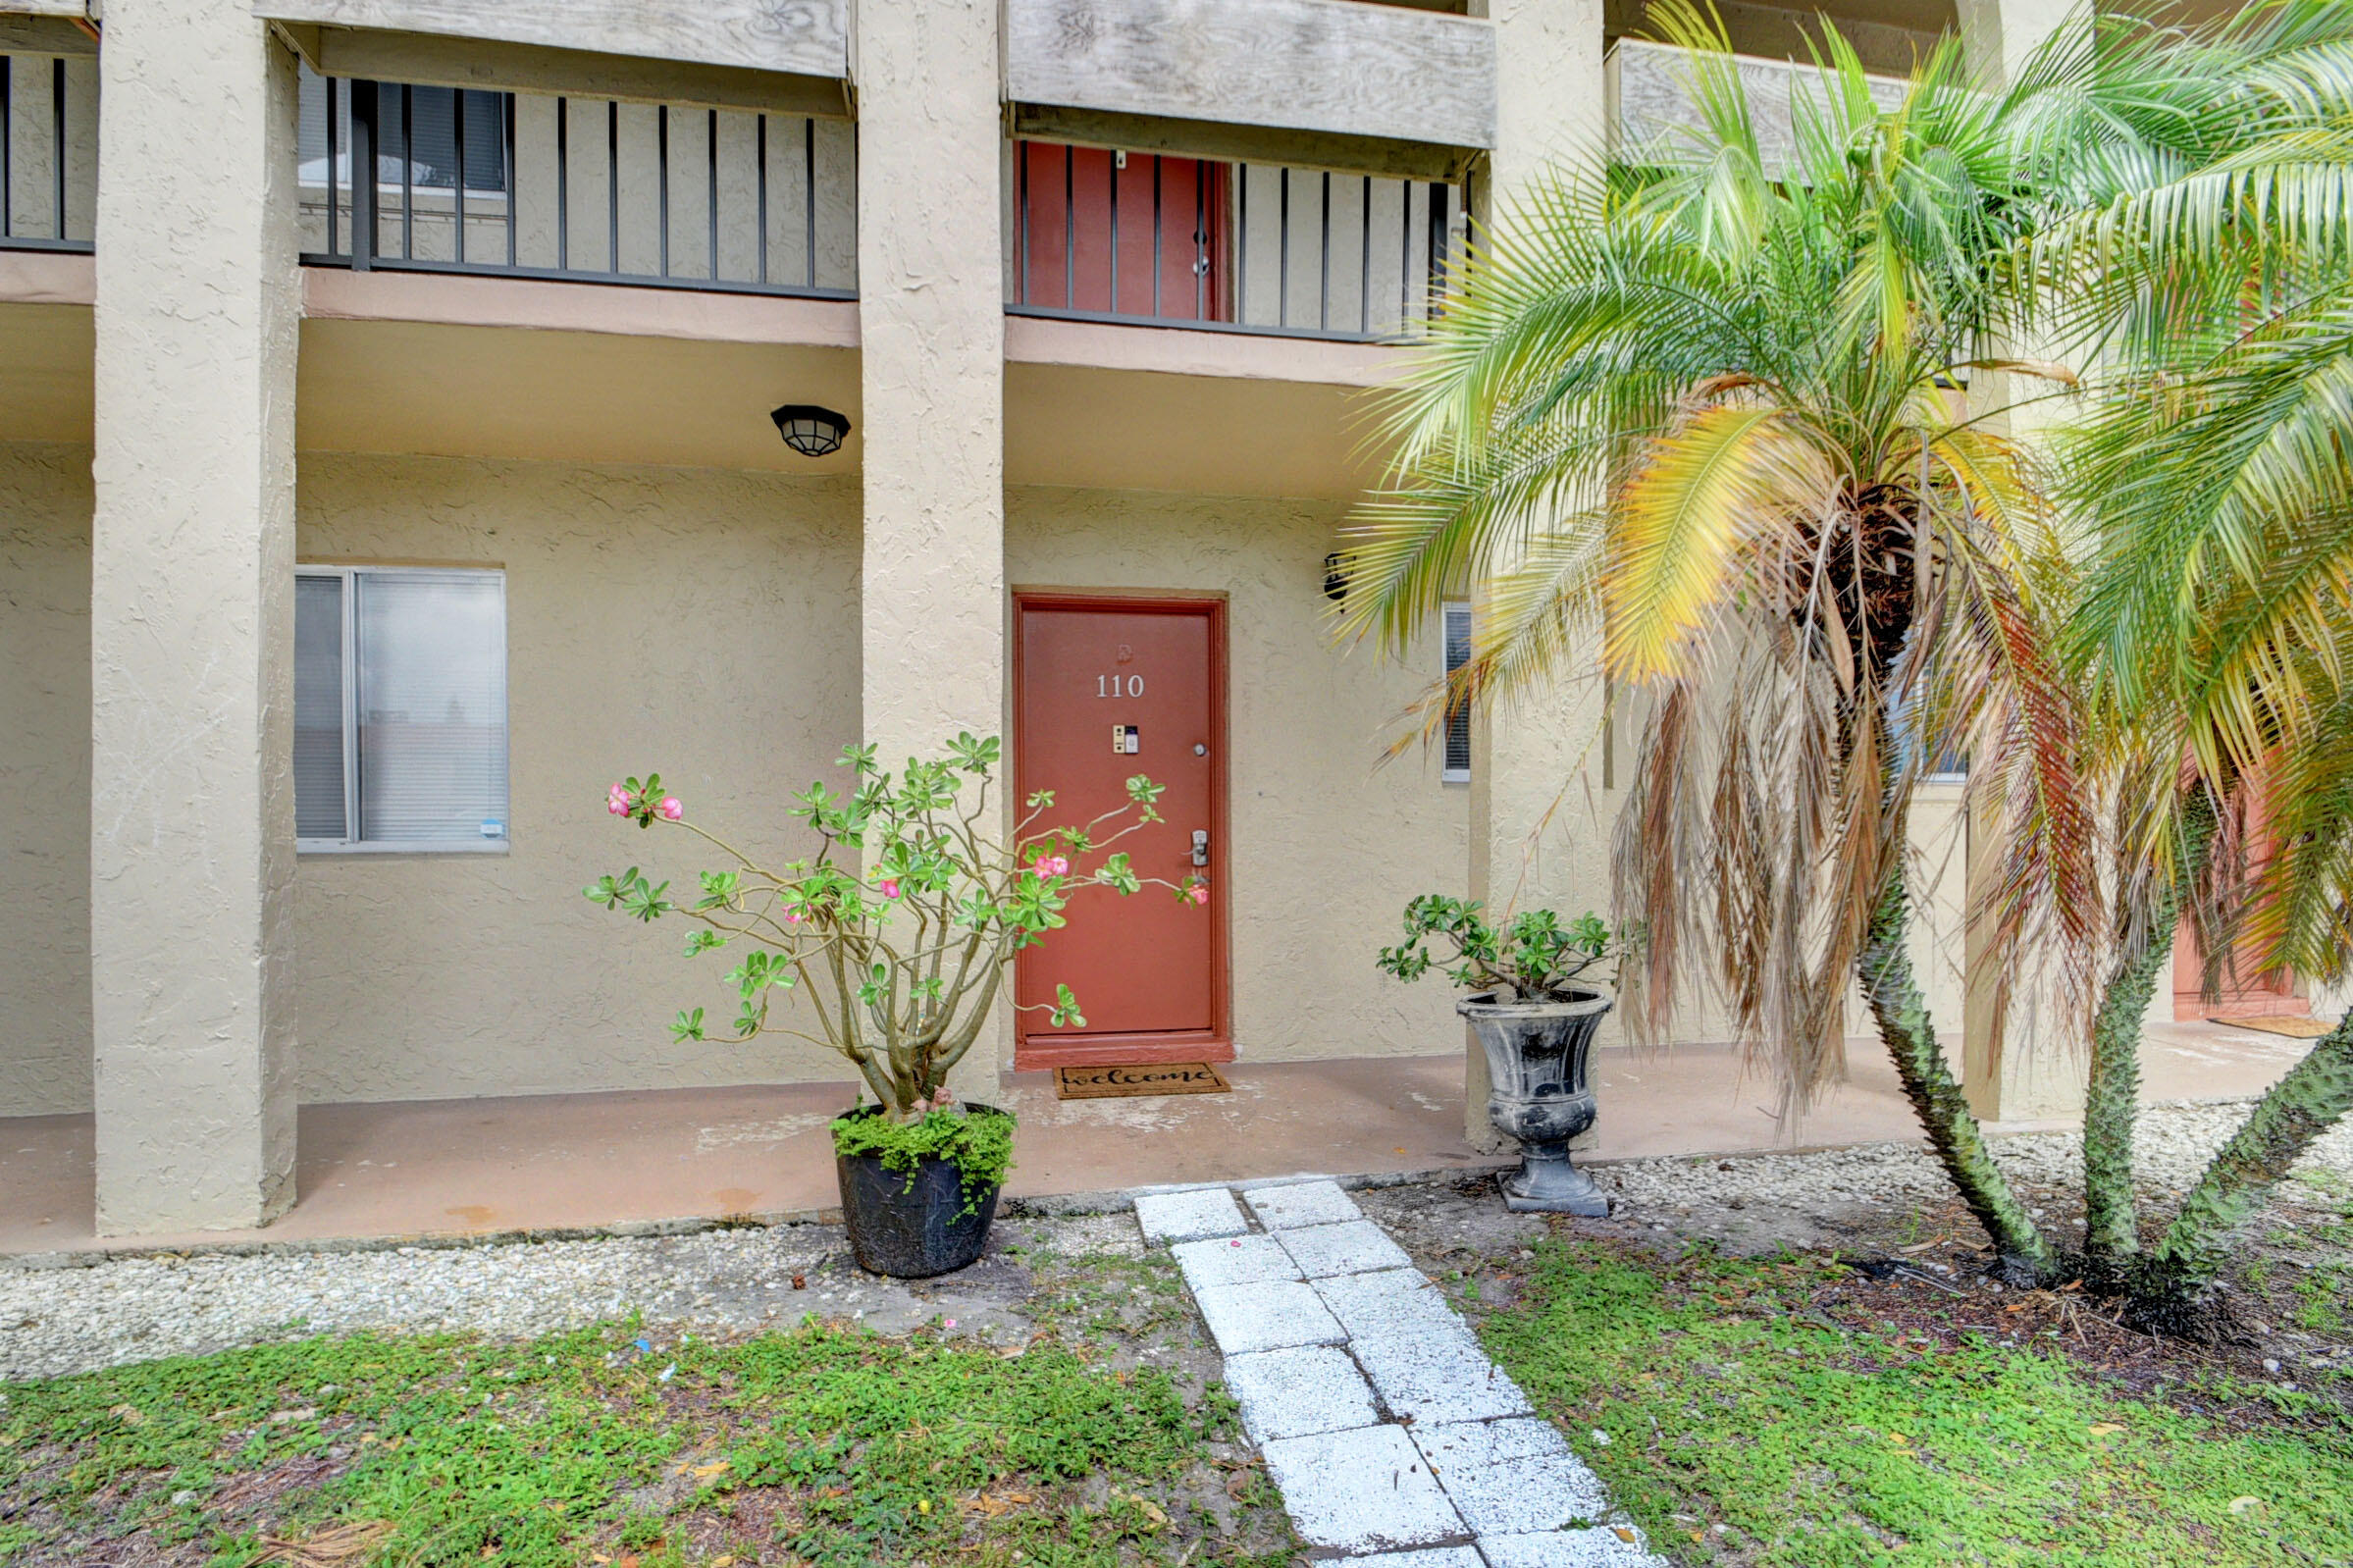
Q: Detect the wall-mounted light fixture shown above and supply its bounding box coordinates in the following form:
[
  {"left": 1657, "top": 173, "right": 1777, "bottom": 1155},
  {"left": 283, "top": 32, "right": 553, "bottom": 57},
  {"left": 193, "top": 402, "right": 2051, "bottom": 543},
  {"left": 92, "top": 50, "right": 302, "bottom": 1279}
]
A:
[
  {"left": 770, "top": 404, "right": 851, "bottom": 457},
  {"left": 1323, "top": 551, "right": 1351, "bottom": 603}
]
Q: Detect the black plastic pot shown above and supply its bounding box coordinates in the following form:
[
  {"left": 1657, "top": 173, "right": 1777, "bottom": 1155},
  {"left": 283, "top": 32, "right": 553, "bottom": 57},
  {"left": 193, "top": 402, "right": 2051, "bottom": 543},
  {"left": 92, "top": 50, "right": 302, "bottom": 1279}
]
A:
[{"left": 834, "top": 1104, "right": 1008, "bottom": 1278}]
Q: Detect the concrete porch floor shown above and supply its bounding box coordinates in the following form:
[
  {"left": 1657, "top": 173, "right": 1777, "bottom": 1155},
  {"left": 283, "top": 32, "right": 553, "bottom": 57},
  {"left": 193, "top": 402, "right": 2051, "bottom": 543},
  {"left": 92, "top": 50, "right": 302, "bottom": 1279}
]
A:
[{"left": 0, "top": 1019, "right": 2316, "bottom": 1257}]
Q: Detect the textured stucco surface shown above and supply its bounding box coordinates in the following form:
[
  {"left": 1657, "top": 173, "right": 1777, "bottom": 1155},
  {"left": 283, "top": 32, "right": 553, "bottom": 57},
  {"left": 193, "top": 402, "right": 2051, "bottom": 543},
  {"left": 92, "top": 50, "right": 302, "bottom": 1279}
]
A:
[
  {"left": 1008, "top": 486, "right": 1470, "bottom": 1065},
  {"left": 290, "top": 452, "right": 862, "bottom": 1103},
  {"left": 0, "top": 443, "right": 92, "bottom": 1116},
  {"left": 88, "top": 5, "right": 302, "bottom": 1233}
]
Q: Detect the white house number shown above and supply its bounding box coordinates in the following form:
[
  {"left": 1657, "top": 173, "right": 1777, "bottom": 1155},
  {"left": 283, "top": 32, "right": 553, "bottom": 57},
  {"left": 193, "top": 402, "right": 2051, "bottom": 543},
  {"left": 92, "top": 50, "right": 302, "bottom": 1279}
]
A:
[{"left": 1095, "top": 674, "right": 1145, "bottom": 698}]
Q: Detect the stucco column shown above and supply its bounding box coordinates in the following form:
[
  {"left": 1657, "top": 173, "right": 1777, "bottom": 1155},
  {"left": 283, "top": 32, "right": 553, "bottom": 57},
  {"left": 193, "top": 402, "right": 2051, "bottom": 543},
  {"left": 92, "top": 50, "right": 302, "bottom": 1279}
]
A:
[
  {"left": 854, "top": 0, "right": 1007, "bottom": 1098},
  {"left": 89, "top": 0, "right": 301, "bottom": 1232},
  {"left": 1462, "top": 0, "right": 1610, "bottom": 1149},
  {"left": 1953, "top": 0, "right": 2087, "bottom": 1123}
]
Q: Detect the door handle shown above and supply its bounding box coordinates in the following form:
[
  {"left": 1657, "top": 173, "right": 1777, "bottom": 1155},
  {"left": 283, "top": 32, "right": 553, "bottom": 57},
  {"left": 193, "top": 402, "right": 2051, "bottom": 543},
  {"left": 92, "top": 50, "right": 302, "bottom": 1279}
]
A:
[{"left": 1191, "top": 829, "right": 1210, "bottom": 867}]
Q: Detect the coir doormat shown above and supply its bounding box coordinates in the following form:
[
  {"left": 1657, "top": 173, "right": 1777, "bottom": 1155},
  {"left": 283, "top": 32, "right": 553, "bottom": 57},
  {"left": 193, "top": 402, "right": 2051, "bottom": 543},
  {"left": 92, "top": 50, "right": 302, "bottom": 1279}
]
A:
[
  {"left": 1053, "top": 1062, "right": 1231, "bottom": 1100},
  {"left": 2213, "top": 1014, "right": 2336, "bottom": 1039}
]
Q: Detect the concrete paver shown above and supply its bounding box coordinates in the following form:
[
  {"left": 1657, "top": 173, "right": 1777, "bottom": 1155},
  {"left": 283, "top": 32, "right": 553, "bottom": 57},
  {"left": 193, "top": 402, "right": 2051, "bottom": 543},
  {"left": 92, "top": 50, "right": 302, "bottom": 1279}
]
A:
[
  {"left": 1243, "top": 1178, "right": 1365, "bottom": 1230},
  {"left": 1414, "top": 1419, "right": 1611, "bottom": 1534},
  {"left": 1134, "top": 1187, "right": 1250, "bottom": 1244},
  {"left": 1189, "top": 1279, "right": 1348, "bottom": 1354},
  {"left": 1481, "top": 1528, "right": 1665, "bottom": 1567},
  {"left": 1221, "top": 1343, "right": 1383, "bottom": 1441},
  {"left": 1170, "top": 1232, "right": 1301, "bottom": 1291},
  {"left": 1258, "top": 1424, "right": 1468, "bottom": 1553},
  {"left": 1274, "top": 1218, "right": 1414, "bottom": 1279}
]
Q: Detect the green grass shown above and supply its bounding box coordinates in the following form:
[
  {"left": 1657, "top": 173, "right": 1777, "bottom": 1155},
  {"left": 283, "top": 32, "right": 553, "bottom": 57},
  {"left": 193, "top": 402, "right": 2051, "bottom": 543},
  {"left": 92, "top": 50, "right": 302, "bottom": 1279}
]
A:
[
  {"left": 0, "top": 1319, "right": 1291, "bottom": 1568},
  {"left": 1479, "top": 1237, "right": 2353, "bottom": 1567}
]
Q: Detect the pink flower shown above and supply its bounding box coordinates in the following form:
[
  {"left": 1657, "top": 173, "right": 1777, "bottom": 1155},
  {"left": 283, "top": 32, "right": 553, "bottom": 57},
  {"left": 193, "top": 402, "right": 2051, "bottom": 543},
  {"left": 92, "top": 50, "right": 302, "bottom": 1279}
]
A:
[
  {"left": 657, "top": 796, "right": 684, "bottom": 821},
  {"left": 881, "top": 878, "right": 902, "bottom": 899},
  {"left": 1037, "top": 855, "right": 1070, "bottom": 877},
  {"left": 606, "top": 784, "right": 631, "bottom": 815},
  {"left": 784, "top": 909, "right": 805, "bottom": 925},
  {"left": 1188, "top": 885, "right": 1209, "bottom": 906}
]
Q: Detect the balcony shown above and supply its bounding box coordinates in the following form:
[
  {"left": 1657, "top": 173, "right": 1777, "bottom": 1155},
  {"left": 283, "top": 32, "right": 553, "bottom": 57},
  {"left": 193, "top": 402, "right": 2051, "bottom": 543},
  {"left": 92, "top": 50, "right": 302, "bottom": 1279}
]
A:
[
  {"left": 295, "top": 66, "right": 855, "bottom": 298},
  {"left": 1007, "top": 139, "right": 1462, "bottom": 342},
  {"left": 1607, "top": 36, "right": 1909, "bottom": 176},
  {"left": 1, "top": 50, "right": 96, "bottom": 253}
]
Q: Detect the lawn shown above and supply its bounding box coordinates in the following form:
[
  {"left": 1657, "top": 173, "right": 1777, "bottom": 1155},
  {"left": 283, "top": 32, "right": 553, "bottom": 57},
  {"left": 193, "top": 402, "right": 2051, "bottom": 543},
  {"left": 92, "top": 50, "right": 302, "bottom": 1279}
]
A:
[
  {"left": 0, "top": 1308, "right": 1292, "bottom": 1567},
  {"left": 1477, "top": 1235, "right": 2353, "bottom": 1567}
]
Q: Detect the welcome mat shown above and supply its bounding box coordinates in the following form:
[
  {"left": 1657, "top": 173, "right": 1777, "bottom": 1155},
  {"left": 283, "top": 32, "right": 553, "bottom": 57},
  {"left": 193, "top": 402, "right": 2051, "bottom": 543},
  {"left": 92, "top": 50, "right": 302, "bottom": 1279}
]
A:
[
  {"left": 2213, "top": 1014, "right": 2335, "bottom": 1040},
  {"left": 1054, "top": 1062, "right": 1231, "bottom": 1100}
]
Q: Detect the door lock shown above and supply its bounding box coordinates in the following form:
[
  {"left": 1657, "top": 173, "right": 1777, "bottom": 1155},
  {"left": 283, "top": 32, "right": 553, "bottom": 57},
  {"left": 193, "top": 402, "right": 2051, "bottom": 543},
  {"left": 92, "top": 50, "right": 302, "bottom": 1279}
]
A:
[{"left": 1190, "top": 829, "right": 1210, "bottom": 867}]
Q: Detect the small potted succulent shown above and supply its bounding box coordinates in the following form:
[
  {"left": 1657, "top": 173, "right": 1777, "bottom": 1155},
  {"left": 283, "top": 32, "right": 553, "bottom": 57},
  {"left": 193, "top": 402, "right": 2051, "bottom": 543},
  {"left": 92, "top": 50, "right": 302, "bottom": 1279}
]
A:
[
  {"left": 588, "top": 733, "right": 1199, "bottom": 1277},
  {"left": 1379, "top": 897, "right": 1623, "bottom": 1216}
]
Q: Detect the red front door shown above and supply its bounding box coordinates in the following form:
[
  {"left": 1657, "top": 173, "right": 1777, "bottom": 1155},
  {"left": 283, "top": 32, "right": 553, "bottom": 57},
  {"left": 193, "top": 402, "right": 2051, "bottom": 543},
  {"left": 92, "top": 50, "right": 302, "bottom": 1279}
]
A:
[{"left": 1014, "top": 596, "right": 1229, "bottom": 1068}]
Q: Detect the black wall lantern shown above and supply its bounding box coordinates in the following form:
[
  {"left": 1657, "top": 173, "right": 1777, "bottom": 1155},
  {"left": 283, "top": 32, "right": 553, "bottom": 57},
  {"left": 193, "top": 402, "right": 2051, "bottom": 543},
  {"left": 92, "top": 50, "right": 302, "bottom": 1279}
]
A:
[
  {"left": 770, "top": 404, "right": 851, "bottom": 457},
  {"left": 1323, "top": 551, "right": 1352, "bottom": 603}
]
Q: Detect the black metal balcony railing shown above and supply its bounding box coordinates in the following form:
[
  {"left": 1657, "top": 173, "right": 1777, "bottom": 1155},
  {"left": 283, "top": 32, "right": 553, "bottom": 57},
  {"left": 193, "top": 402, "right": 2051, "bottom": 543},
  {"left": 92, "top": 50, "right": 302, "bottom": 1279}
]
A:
[
  {"left": 0, "top": 53, "right": 96, "bottom": 253},
  {"left": 1009, "top": 141, "right": 1464, "bottom": 342},
  {"left": 296, "top": 67, "right": 856, "bottom": 298}
]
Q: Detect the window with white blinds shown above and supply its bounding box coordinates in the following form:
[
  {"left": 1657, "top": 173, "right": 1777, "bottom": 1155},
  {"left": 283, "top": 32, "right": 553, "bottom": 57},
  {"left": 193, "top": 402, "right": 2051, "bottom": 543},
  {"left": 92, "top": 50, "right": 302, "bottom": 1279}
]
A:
[
  {"left": 293, "top": 566, "right": 509, "bottom": 851},
  {"left": 1442, "top": 601, "right": 1472, "bottom": 783}
]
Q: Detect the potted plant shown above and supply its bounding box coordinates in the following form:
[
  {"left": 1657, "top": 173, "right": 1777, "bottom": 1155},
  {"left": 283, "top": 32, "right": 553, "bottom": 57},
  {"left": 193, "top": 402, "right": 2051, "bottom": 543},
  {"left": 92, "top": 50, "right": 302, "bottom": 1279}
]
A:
[
  {"left": 588, "top": 733, "right": 1200, "bottom": 1277},
  {"left": 1379, "top": 897, "right": 1622, "bottom": 1216}
]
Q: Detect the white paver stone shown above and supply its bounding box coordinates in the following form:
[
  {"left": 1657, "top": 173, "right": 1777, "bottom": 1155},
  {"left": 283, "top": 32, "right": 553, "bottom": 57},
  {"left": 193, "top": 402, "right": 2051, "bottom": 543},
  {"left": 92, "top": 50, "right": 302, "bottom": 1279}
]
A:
[
  {"left": 1190, "top": 1280, "right": 1347, "bottom": 1354},
  {"left": 1259, "top": 1424, "right": 1467, "bottom": 1553},
  {"left": 1413, "top": 1419, "right": 1610, "bottom": 1534},
  {"left": 1316, "top": 1267, "right": 1472, "bottom": 1338},
  {"left": 1274, "top": 1219, "right": 1414, "bottom": 1279},
  {"left": 1480, "top": 1527, "right": 1668, "bottom": 1567},
  {"left": 1241, "top": 1179, "right": 1363, "bottom": 1229},
  {"left": 1134, "top": 1187, "right": 1249, "bottom": 1244},
  {"left": 1343, "top": 1550, "right": 1487, "bottom": 1568},
  {"left": 1171, "top": 1233, "right": 1302, "bottom": 1292},
  {"left": 1348, "top": 1327, "right": 1534, "bottom": 1424},
  {"left": 1221, "top": 1344, "right": 1381, "bottom": 1441}
]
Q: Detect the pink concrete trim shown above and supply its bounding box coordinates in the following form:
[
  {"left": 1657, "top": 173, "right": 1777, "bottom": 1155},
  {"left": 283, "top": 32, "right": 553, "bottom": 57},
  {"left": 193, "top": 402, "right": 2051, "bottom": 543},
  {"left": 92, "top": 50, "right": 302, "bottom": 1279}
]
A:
[
  {"left": 0, "top": 250, "right": 95, "bottom": 307},
  {"left": 1004, "top": 312, "right": 1406, "bottom": 388},
  {"left": 301, "top": 267, "right": 863, "bottom": 348}
]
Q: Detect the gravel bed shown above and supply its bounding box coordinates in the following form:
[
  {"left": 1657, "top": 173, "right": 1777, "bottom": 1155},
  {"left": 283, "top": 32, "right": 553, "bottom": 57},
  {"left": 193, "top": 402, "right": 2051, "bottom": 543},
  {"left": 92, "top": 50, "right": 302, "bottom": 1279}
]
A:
[{"left": 5, "top": 1099, "right": 2344, "bottom": 1385}]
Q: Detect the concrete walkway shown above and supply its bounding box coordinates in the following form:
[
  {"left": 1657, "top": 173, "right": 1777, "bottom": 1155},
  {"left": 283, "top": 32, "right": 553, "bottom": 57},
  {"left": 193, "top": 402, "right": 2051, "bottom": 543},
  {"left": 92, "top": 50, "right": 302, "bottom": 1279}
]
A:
[
  {"left": 1138, "top": 1178, "right": 1660, "bottom": 1567},
  {"left": 0, "top": 1021, "right": 2311, "bottom": 1255}
]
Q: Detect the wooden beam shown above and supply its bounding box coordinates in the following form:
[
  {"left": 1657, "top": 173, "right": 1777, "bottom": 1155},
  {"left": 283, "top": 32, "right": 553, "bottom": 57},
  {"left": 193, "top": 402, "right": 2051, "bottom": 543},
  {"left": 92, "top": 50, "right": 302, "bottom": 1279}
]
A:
[
  {"left": 1010, "top": 102, "right": 1472, "bottom": 183},
  {"left": 293, "top": 25, "right": 849, "bottom": 118},
  {"left": 0, "top": 0, "right": 90, "bottom": 18},
  {"left": 0, "top": 13, "right": 96, "bottom": 52},
  {"left": 251, "top": 0, "right": 847, "bottom": 82},
  {"left": 1006, "top": 0, "right": 1495, "bottom": 155}
]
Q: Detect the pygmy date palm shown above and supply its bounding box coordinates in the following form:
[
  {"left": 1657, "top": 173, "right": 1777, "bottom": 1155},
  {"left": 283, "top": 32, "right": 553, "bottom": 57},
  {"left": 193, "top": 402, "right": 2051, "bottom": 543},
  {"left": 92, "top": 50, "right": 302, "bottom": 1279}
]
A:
[
  {"left": 2052, "top": 0, "right": 2353, "bottom": 1324},
  {"left": 1339, "top": 5, "right": 2099, "bottom": 1280}
]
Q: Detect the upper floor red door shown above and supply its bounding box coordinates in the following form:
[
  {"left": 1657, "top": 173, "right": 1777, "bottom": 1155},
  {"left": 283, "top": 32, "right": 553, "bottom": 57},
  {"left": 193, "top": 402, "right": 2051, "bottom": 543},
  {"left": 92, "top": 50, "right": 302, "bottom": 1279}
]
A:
[
  {"left": 1014, "top": 597, "right": 1229, "bottom": 1067},
  {"left": 1013, "top": 142, "right": 1231, "bottom": 323}
]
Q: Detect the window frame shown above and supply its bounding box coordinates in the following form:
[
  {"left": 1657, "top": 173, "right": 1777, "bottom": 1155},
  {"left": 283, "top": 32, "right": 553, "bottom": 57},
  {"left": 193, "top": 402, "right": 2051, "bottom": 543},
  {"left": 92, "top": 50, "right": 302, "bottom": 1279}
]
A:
[
  {"left": 294, "top": 562, "right": 512, "bottom": 856},
  {"left": 1440, "top": 600, "right": 1472, "bottom": 784}
]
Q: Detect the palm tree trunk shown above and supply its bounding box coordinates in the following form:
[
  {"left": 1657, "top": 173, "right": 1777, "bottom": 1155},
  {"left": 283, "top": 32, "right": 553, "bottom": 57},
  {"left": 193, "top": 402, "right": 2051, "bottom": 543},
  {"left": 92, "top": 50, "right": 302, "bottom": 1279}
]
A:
[
  {"left": 1858, "top": 858, "right": 2061, "bottom": 1283},
  {"left": 2132, "top": 1004, "right": 2353, "bottom": 1318},
  {"left": 2079, "top": 891, "right": 2174, "bottom": 1287}
]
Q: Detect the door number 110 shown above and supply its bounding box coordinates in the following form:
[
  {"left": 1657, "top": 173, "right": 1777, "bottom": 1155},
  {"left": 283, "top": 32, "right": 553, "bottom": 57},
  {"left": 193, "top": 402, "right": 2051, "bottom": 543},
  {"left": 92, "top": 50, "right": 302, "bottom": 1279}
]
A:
[{"left": 1095, "top": 674, "right": 1144, "bottom": 698}]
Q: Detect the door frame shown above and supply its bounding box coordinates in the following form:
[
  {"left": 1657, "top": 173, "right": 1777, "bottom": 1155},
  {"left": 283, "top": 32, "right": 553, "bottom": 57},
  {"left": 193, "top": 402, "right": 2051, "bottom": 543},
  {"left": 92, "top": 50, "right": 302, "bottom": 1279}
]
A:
[{"left": 1011, "top": 588, "right": 1232, "bottom": 1069}]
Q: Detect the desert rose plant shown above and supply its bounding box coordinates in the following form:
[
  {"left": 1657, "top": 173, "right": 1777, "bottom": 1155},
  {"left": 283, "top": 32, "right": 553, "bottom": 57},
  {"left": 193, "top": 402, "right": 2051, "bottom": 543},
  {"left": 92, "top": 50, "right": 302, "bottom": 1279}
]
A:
[
  {"left": 1378, "top": 897, "right": 1619, "bottom": 1001},
  {"left": 587, "top": 733, "right": 1201, "bottom": 1124}
]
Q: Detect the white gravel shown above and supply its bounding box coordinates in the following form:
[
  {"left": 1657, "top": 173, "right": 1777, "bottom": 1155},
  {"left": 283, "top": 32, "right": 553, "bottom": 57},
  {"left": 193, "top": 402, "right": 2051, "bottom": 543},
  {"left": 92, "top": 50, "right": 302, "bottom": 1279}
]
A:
[{"left": 5, "top": 1100, "right": 2344, "bottom": 1385}]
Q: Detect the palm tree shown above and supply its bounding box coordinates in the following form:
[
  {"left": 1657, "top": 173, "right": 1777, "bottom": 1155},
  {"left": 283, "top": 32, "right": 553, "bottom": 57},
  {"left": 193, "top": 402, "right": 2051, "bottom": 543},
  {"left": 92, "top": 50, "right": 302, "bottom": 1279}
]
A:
[
  {"left": 2050, "top": 0, "right": 2353, "bottom": 1321},
  {"left": 1339, "top": 3, "right": 2103, "bottom": 1282}
]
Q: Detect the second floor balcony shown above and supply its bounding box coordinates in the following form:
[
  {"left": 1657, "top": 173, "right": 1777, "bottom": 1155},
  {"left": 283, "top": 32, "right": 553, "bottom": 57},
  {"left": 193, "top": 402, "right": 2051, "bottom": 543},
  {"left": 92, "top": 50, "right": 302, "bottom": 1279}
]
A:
[
  {"left": 294, "top": 66, "right": 857, "bottom": 299},
  {"left": 1, "top": 49, "right": 96, "bottom": 253}
]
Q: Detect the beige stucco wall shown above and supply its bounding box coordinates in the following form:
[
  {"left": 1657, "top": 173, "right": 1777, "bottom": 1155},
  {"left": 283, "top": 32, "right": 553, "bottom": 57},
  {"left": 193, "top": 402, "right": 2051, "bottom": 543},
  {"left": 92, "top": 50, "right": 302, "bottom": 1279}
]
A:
[
  {"left": 288, "top": 450, "right": 862, "bottom": 1103},
  {"left": 0, "top": 441, "right": 92, "bottom": 1116},
  {"left": 1007, "top": 484, "right": 1471, "bottom": 1064}
]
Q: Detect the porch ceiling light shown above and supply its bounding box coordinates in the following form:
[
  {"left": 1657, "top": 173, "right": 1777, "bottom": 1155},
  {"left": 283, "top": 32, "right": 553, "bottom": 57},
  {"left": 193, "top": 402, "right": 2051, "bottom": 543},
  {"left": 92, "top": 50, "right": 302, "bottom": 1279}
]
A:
[{"left": 770, "top": 404, "right": 850, "bottom": 457}]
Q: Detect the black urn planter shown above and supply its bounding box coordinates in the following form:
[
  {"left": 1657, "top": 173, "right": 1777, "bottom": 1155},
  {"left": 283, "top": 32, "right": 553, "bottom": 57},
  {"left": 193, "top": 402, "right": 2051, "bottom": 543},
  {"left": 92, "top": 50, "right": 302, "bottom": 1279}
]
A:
[
  {"left": 1459, "top": 987, "right": 1614, "bottom": 1216},
  {"left": 834, "top": 1105, "right": 1008, "bottom": 1278}
]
